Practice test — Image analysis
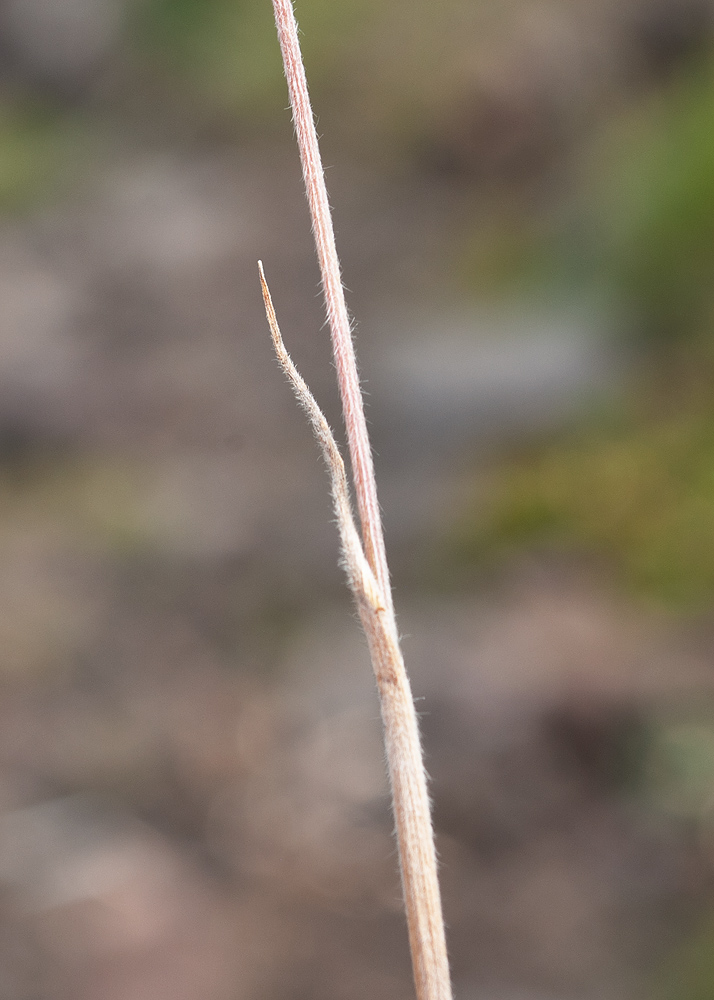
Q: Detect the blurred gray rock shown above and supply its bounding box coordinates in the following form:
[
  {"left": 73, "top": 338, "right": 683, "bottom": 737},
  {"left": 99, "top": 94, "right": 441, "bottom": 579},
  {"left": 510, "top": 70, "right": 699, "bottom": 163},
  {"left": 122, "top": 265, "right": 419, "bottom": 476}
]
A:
[
  {"left": 367, "top": 304, "right": 617, "bottom": 461},
  {"left": 0, "top": 0, "right": 125, "bottom": 90}
]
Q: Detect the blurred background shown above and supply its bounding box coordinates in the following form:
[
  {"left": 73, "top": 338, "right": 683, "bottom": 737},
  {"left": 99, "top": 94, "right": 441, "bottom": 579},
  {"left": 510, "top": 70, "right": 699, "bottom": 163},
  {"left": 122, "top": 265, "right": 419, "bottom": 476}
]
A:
[{"left": 4, "top": 0, "right": 714, "bottom": 997}]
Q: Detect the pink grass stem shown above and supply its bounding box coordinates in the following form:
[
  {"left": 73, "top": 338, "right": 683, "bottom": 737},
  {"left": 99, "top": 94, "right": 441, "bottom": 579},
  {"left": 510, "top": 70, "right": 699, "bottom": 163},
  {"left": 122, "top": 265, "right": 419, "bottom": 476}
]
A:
[{"left": 271, "top": 0, "right": 392, "bottom": 614}]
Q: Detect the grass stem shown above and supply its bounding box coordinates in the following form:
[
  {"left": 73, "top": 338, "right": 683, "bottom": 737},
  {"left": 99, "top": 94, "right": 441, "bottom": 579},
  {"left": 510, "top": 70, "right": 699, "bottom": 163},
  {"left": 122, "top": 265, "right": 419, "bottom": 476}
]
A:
[{"left": 261, "top": 5, "right": 452, "bottom": 999}]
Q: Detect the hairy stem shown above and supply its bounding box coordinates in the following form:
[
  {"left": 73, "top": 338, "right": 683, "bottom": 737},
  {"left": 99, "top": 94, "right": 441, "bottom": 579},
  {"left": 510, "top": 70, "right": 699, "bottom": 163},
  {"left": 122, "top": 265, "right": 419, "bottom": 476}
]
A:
[
  {"left": 271, "top": 0, "right": 392, "bottom": 613},
  {"left": 264, "top": 4, "right": 452, "bottom": 1000}
]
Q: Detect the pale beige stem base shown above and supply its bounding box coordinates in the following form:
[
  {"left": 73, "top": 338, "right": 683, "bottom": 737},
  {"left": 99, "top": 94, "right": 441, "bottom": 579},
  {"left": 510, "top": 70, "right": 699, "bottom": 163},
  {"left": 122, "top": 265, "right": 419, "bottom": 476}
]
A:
[{"left": 359, "top": 606, "right": 452, "bottom": 1000}]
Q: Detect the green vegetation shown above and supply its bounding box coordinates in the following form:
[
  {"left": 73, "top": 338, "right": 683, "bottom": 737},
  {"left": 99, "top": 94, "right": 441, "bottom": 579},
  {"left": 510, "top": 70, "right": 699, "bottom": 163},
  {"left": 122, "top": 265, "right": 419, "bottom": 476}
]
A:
[
  {"left": 657, "top": 910, "right": 714, "bottom": 1000},
  {"left": 641, "top": 715, "right": 714, "bottom": 821},
  {"left": 132, "top": 0, "right": 283, "bottom": 119},
  {"left": 450, "top": 394, "right": 714, "bottom": 609},
  {"left": 587, "top": 56, "right": 714, "bottom": 341},
  {"left": 0, "top": 453, "right": 152, "bottom": 556},
  {"left": 0, "top": 100, "right": 80, "bottom": 211}
]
